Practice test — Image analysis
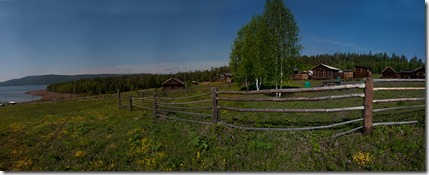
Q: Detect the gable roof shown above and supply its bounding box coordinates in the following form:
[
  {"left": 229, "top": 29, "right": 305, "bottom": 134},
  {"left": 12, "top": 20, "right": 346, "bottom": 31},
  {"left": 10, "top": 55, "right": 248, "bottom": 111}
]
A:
[
  {"left": 311, "top": 63, "right": 342, "bottom": 71},
  {"left": 161, "top": 77, "right": 185, "bottom": 86},
  {"left": 412, "top": 66, "right": 425, "bottom": 72},
  {"left": 381, "top": 66, "right": 397, "bottom": 73}
]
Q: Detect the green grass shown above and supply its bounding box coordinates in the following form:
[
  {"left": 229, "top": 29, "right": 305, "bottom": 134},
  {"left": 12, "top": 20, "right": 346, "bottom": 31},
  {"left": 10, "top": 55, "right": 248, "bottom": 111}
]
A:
[{"left": 0, "top": 81, "right": 425, "bottom": 171}]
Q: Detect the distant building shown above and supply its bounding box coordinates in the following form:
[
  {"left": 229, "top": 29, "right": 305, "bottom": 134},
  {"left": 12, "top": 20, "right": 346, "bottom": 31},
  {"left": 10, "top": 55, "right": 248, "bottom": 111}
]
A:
[
  {"left": 400, "top": 70, "right": 413, "bottom": 79},
  {"left": 381, "top": 66, "right": 398, "bottom": 79},
  {"left": 311, "top": 63, "right": 342, "bottom": 80},
  {"left": 161, "top": 77, "right": 185, "bottom": 90},
  {"left": 412, "top": 66, "right": 425, "bottom": 79},
  {"left": 342, "top": 70, "right": 354, "bottom": 80},
  {"left": 353, "top": 66, "right": 372, "bottom": 78},
  {"left": 218, "top": 73, "right": 233, "bottom": 83},
  {"left": 294, "top": 70, "right": 312, "bottom": 80}
]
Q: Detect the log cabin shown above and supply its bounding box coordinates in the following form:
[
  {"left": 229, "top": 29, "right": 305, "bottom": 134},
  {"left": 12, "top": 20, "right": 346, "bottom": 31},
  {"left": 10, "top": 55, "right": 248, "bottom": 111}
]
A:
[
  {"left": 161, "top": 77, "right": 185, "bottom": 90},
  {"left": 311, "top": 63, "right": 342, "bottom": 80},
  {"left": 381, "top": 66, "right": 398, "bottom": 79}
]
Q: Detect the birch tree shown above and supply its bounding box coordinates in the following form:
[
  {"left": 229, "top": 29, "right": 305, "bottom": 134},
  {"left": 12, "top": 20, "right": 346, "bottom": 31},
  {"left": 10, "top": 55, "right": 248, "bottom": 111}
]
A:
[{"left": 230, "top": 0, "right": 301, "bottom": 91}]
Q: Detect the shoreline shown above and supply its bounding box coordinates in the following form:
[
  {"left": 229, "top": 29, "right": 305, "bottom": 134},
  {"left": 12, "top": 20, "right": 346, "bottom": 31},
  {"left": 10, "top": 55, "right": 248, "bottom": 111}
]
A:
[{"left": 25, "top": 89, "right": 78, "bottom": 101}]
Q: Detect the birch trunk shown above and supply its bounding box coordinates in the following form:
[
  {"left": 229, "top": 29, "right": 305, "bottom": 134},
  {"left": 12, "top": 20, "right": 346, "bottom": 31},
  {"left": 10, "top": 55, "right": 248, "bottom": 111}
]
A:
[{"left": 255, "top": 78, "right": 260, "bottom": 91}]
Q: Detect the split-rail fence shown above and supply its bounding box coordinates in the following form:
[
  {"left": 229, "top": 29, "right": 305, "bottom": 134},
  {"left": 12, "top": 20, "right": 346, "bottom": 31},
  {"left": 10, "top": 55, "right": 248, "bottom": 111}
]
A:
[{"left": 118, "top": 78, "right": 425, "bottom": 136}]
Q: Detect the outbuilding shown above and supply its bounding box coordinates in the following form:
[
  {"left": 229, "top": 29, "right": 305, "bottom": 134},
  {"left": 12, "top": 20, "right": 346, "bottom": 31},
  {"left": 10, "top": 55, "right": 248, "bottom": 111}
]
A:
[
  {"left": 342, "top": 70, "right": 354, "bottom": 80},
  {"left": 353, "top": 66, "right": 372, "bottom": 78}
]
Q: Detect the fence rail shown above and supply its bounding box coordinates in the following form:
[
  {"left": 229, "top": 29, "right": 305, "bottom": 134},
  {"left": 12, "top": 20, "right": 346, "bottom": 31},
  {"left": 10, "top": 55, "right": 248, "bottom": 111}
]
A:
[{"left": 119, "top": 78, "right": 425, "bottom": 136}]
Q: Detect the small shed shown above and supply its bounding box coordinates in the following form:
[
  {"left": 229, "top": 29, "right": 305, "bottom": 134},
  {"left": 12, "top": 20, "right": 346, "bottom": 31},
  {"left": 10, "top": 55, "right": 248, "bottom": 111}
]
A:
[
  {"left": 342, "top": 70, "right": 354, "bottom": 80},
  {"left": 412, "top": 66, "right": 425, "bottom": 79},
  {"left": 311, "top": 63, "right": 342, "bottom": 80},
  {"left": 381, "top": 66, "right": 398, "bottom": 79},
  {"left": 161, "top": 77, "right": 185, "bottom": 90},
  {"left": 400, "top": 71, "right": 413, "bottom": 79},
  {"left": 353, "top": 66, "right": 372, "bottom": 78},
  {"left": 294, "top": 71, "right": 312, "bottom": 80}
]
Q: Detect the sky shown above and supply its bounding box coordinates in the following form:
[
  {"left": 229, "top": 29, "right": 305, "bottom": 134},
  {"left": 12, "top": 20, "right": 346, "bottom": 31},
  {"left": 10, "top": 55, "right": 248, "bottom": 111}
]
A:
[{"left": 0, "top": 0, "right": 425, "bottom": 82}]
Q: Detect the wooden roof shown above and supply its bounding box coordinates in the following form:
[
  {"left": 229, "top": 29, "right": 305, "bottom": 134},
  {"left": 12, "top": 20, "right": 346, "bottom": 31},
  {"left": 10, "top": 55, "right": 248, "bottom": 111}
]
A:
[
  {"left": 311, "top": 63, "right": 342, "bottom": 71},
  {"left": 412, "top": 66, "right": 425, "bottom": 72},
  {"left": 161, "top": 77, "right": 185, "bottom": 86},
  {"left": 381, "top": 66, "right": 397, "bottom": 73}
]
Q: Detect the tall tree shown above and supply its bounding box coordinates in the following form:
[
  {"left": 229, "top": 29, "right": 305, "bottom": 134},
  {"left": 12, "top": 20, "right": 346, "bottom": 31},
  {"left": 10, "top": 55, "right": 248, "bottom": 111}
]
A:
[{"left": 229, "top": 0, "right": 301, "bottom": 91}]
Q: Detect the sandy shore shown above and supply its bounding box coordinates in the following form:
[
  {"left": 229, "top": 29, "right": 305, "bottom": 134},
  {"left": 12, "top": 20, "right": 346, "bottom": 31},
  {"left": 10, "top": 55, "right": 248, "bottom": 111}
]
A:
[{"left": 25, "top": 89, "right": 79, "bottom": 101}]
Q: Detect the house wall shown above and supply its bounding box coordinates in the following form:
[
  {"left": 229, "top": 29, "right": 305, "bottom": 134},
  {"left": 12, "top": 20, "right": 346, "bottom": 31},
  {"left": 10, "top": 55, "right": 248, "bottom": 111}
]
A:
[
  {"left": 312, "top": 66, "right": 339, "bottom": 80},
  {"left": 381, "top": 68, "right": 397, "bottom": 79},
  {"left": 413, "top": 68, "right": 425, "bottom": 79},
  {"left": 354, "top": 67, "right": 371, "bottom": 78},
  {"left": 400, "top": 72, "right": 413, "bottom": 79},
  {"left": 342, "top": 72, "right": 354, "bottom": 80}
]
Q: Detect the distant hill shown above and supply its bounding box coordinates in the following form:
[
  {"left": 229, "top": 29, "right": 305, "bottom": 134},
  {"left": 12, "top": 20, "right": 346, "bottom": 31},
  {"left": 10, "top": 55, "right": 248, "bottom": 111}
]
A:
[{"left": 0, "top": 74, "right": 121, "bottom": 86}]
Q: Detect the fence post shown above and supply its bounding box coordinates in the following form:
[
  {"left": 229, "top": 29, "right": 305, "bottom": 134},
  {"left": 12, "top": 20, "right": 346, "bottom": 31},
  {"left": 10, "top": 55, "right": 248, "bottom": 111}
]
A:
[
  {"left": 129, "top": 96, "right": 133, "bottom": 112},
  {"left": 118, "top": 89, "right": 121, "bottom": 110},
  {"left": 211, "top": 87, "right": 219, "bottom": 123},
  {"left": 153, "top": 93, "right": 158, "bottom": 117},
  {"left": 363, "top": 78, "right": 373, "bottom": 134}
]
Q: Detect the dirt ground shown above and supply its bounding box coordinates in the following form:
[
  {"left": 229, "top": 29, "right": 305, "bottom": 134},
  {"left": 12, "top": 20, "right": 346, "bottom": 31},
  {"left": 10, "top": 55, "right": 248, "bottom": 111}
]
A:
[{"left": 25, "top": 89, "right": 79, "bottom": 101}]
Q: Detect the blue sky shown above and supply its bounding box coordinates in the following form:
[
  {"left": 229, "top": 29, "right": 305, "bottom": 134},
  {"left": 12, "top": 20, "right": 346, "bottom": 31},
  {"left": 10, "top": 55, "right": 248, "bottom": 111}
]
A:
[{"left": 0, "top": 0, "right": 425, "bottom": 82}]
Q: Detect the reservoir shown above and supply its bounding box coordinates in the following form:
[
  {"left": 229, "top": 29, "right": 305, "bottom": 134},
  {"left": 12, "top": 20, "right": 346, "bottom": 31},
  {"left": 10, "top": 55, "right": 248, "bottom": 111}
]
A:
[{"left": 0, "top": 85, "right": 47, "bottom": 103}]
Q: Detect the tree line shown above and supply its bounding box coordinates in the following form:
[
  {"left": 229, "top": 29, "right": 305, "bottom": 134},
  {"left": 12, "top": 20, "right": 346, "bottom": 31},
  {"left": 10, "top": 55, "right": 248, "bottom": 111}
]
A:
[
  {"left": 297, "top": 52, "right": 424, "bottom": 74},
  {"left": 47, "top": 66, "right": 230, "bottom": 95}
]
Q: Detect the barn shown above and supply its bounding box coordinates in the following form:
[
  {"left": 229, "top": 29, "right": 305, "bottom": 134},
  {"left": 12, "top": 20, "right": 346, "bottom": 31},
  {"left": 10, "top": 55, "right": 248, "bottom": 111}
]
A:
[
  {"left": 353, "top": 66, "right": 372, "bottom": 78},
  {"left": 412, "top": 66, "right": 425, "bottom": 79},
  {"left": 311, "top": 63, "right": 342, "bottom": 80},
  {"left": 381, "top": 66, "right": 398, "bottom": 79},
  {"left": 161, "top": 77, "right": 185, "bottom": 90}
]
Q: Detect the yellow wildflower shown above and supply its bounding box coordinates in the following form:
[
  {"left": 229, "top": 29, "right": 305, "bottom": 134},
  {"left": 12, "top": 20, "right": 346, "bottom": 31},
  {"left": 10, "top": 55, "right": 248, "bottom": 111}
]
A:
[
  {"left": 74, "top": 150, "right": 86, "bottom": 158},
  {"left": 352, "top": 151, "right": 373, "bottom": 167}
]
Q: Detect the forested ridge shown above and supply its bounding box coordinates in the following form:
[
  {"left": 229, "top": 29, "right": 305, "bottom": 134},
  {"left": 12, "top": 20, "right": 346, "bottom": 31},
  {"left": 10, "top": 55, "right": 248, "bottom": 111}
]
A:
[{"left": 47, "top": 66, "right": 230, "bottom": 95}]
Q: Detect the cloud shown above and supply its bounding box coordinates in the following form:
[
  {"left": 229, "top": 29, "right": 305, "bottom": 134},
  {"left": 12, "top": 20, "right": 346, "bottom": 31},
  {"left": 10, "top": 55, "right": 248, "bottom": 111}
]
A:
[{"left": 311, "top": 37, "right": 369, "bottom": 52}]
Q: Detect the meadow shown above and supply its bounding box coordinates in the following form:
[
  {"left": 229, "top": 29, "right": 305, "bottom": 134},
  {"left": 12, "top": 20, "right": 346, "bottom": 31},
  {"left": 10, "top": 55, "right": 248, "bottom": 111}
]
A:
[{"left": 0, "top": 79, "right": 425, "bottom": 171}]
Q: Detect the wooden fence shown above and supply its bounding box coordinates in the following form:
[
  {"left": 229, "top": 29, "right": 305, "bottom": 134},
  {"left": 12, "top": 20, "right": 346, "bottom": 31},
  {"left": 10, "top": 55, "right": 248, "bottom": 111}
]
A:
[{"left": 119, "top": 78, "right": 425, "bottom": 136}]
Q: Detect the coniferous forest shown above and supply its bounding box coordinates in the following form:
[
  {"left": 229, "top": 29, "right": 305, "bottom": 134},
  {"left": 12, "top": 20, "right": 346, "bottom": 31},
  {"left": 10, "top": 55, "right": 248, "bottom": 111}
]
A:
[{"left": 47, "top": 52, "right": 424, "bottom": 95}]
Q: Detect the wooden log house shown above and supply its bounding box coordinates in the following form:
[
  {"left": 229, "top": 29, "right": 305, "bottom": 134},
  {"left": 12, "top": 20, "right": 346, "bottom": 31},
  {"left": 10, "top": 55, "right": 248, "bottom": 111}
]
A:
[
  {"left": 311, "top": 63, "right": 342, "bottom": 80},
  {"left": 381, "top": 66, "right": 398, "bottom": 79},
  {"left": 161, "top": 77, "right": 185, "bottom": 90}
]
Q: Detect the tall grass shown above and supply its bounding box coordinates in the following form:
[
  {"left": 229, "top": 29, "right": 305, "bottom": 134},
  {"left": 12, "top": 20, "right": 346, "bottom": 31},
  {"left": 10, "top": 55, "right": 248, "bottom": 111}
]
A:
[{"left": 0, "top": 81, "right": 425, "bottom": 171}]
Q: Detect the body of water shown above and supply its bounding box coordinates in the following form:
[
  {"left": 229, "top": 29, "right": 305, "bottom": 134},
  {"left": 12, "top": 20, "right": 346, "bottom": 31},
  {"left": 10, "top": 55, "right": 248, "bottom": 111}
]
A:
[{"left": 0, "top": 85, "right": 47, "bottom": 103}]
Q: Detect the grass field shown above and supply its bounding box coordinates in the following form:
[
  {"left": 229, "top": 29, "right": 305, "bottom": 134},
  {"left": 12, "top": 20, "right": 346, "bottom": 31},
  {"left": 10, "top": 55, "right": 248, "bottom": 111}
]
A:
[{"left": 0, "top": 80, "right": 425, "bottom": 171}]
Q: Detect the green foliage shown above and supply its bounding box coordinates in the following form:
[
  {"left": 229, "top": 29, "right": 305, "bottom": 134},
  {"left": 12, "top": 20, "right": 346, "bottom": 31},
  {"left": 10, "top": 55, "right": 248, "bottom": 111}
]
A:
[
  {"left": 230, "top": 0, "right": 302, "bottom": 90},
  {"left": 47, "top": 66, "right": 230, "bottom": 95},
  {"left": 297, "top": 52, "right": 424, "bottom": 74}
]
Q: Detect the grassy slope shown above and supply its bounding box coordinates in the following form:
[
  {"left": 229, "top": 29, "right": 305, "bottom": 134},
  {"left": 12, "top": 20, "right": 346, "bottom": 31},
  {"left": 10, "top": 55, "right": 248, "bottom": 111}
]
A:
[{"left": 0, "top": 81, "right": 425, "bottom": 171}]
